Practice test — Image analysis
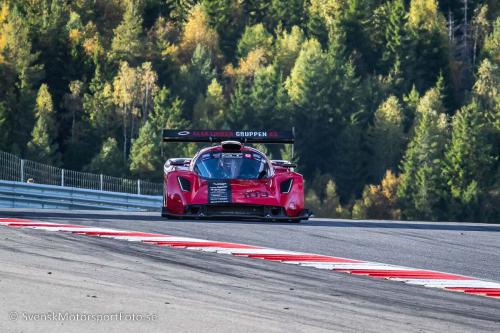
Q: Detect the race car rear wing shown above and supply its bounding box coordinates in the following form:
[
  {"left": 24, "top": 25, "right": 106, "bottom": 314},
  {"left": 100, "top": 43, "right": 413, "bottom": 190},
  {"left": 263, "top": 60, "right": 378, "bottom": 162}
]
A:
[{"left": 162, "top": 130, "right": 294, "bottom": 144}]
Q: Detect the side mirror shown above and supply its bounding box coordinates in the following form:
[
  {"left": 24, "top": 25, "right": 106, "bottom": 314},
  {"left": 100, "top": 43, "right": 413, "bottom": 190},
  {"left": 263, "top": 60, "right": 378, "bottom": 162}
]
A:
[{"left": 258, "top": 170, "right": 268, "bottom": 179}]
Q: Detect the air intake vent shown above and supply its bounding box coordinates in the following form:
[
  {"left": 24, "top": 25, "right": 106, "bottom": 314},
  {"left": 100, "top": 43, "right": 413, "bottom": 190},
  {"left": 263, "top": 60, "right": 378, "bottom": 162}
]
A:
[
  {"left": 177, "top": 176, "right": 191, "bottom": 192},
  {"left": 221, "top": 140, "right": 242, "bottom": 151},
  {"left": 280, "top": 178, "right": 293, "bottom": 193}
]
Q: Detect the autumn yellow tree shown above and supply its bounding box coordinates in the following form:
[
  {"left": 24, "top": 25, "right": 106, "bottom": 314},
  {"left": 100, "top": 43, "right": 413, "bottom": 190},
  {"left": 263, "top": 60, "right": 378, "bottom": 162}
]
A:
[{"left": 178, "top": 4, "right": 220, "bottom": 63}]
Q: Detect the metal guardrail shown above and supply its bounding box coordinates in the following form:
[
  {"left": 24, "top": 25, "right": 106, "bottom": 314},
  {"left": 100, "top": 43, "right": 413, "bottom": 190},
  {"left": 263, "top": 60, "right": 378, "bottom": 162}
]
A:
[
  {"left": 0, "top": 180, "right": 162, "bottom": 211},
  {"left": 0, "top": 151, "right": 163, "bottom": 195}
]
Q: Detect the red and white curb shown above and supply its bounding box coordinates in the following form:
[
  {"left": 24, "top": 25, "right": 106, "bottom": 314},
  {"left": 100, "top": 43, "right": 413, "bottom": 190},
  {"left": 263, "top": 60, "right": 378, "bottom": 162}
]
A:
[{"left": 1, "top": 218, "right": 500, "bottom": 299}]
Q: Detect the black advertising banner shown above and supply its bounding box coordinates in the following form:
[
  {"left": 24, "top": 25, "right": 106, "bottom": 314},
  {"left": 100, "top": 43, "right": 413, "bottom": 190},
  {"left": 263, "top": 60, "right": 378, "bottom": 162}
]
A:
[
  {"left": 208, "top": 180, "right": 232, "bottom": 204},
  {"left": 162, "top": 129, "right": 294, "bottom": 144}
]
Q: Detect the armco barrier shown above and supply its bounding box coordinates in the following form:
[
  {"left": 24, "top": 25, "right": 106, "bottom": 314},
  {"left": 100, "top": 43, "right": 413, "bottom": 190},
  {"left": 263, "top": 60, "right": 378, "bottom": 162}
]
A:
[{"left": 0, "top": 180, "right": 162, "bottom": 211}]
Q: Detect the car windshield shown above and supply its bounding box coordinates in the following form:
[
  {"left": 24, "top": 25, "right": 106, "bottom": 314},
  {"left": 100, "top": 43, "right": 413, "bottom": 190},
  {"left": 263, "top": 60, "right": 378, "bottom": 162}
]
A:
[{"left": 194, "top": 152, "right": 268, "bottom": 180}]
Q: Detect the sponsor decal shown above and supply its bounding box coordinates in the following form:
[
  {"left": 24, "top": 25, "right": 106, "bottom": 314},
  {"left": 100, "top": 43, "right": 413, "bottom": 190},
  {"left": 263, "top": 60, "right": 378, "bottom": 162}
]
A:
[
  {"left": 244, "top": 190, "right": 270, "bottom": 199},
  {"left": 208, "top": 180, "right": 232, "bottom": 204},
  {"left": 222, "top": 153, "right": 242, "bottom": 158},
  {"left": 178, "top": 131, "right": 190, "bottom": 136},
  {"left": 235, "top": 131, "right": 268, "bottom": 137},
  {"left": 192, "top": 131, "right": 234, "bottom": 137}
]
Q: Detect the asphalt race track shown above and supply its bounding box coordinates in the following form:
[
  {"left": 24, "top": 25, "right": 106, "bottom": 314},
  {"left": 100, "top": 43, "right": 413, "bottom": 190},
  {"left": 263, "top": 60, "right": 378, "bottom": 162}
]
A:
[{"left": 1, "top": 209, "right": 499, "bottom": 333}]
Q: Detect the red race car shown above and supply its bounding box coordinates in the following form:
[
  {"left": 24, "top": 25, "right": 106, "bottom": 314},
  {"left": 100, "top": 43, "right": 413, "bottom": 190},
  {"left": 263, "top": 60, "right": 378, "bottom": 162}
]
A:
[{"left": 161, "top": 130, "right": 311, "bottom": 222}]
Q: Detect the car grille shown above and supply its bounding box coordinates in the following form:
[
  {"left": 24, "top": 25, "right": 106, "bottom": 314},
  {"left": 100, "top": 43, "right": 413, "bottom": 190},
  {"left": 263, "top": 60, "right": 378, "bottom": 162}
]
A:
[
  {"left": 185, "top": 205, "right": 285, "bottom": 217},
  {"left": 206, "top": 205, "right": 265, "bottom": 216}
]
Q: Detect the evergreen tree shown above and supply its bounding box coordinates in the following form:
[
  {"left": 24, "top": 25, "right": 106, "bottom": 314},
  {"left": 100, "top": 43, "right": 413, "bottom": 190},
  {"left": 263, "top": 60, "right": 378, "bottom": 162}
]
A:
[
  {"left": 406, "top": 0, "right": 450, "bottom": 94},
  {"left": 167, "top": 0, "right": 197, "bottom": 23},
  {"left": 443, "top": 100, "right": 496, "bottom": 221},
  {"left": 397, "top": 86, "right": 449, "bottom": 220},
  {"left": 473, "top": 59, "right": 499, "bottom": 116},
  {"left": 129, "top": 120, "right": 161, "bottom": 179},
  {"left": 237, "top": 23, "right": 273, "bottom": 59},
  {"left": 334, "top": 118, "right": 366, "bottom": 201},
  {"left": 227, "top": 76, "right": 252, "bottom": 128},
  {"left": 149, "top": 86, "right": 191, "bottom": 159},
  {"left": 0, "top": 4, "right": 43, "bottom": 151},
  {"left": 178, "top": 44, "right": 216, "bottom": 117},
  {"left": 286, "top": 38, "right": 335, "bottom": 176},
  {"left": 274, "top": 26, "right": 305, "bottom": 75},
  {"left": 85, "top": 137, "right": 125, "bottom": 176},
  {"left": 483, "top": 17, "right": 499, "bottom": 64},
  {"left": 26, "top": 84, "right": 60, "bottom": 165},
  {"left": 150, "top": 86, "right": 188, "bottom": 131},
  {"left": 266, "top": 0, "right": 305, "bottom": 32},
  {"left": 192, "top": 78, "right": 225, "bottom": 128},
  {"left": 403, "top": 85, "right": 421, "bottom": 131},
  {"left": 374, "top": 0, "right": 407, "bottom": 74},
  {"left": 250, "top": 65, "right": 289, "bottom": 129},
  {"left": 202, "top": 0, "right": 244, "bottom": 60},
  {"left": 84, "top": 65, "right": 116, "bottom": 141},
  {"left": 368, "top": 96, "right": 405, "bottom": 183},
  {"left": 110, "top": 0, "right": 144, "bottom": 64}
]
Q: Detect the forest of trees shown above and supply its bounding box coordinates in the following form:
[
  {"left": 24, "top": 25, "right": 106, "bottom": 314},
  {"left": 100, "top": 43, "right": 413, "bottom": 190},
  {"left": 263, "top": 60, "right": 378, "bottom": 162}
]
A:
[{"left": 0, "top": 0, "right": 498, "bottom": 221}]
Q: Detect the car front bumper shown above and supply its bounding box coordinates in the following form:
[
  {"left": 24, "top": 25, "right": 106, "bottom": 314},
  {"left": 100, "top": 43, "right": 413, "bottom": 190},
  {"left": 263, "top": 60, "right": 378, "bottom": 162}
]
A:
[{"left": 162, "top": 205, "right": 311, "bottom": 221}]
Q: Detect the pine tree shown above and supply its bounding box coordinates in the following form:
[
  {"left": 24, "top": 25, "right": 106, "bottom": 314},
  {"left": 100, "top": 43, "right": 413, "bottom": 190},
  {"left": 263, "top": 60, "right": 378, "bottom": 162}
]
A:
[
  {"left": 85, "top": 137, "right": 125, "bottom": 176},
  {"left": 306, "top": 0, "right": 344, "bottom": 48},
  {"left": 406, "top": 0, "right": 450, "bottom": 93},
  {"left": 442, "top": 100, "right": 496, "bottom": 221},
  {"left": 84, "top": 65, "right": 116, "bottom": 140},
  {"left": 150, "top": 87, "right": 188, "bottom": 131},
  {"left": 286, "top": 38, "right": 335, "bottom": 176},
  {"left": 202, "top": 0, "right": 244, "bottom": 60},
  {"left": 178, "top": 44, "right": 216, "bottom": 118},
  {"left": 379, "top": 0, "right": 407, "bottom": 74},
  {"left": 368, "top": 96, "right": 405, "bottom": 183},
  {"left": 0, "top": 4, "right": 42, "bottom": 151},
  {"left": 266, "top": 0, "right": 305, "bottom": 32},
  {"left": 397, "top": 86, "right": 449, "bottom": 220},
  {"left": 167, "top": 0, "right": 197, "bottom": 23},
  {"left": 149, "top": 86, "right": 191, "bottom": 159},
  {"left": 110, "top": 0, "right": 144, "bottom": 64},
  {"left": 334, "top": 118, "right": 366, "bottom": 201},
  {"left": 129, "top": 120, "right": 161, "bottom": 179},
  {"left": 473, "top": 59, "right": 499, "bottom": 116},
  {"left": 26, "top": 84, "right": 61, "bottom": 165},
  {"left": 227, "top": 76, "right": 252, "bottom": 128},
  {"left": 483, "top": 17, "right": 499, "bottom": 64},
  {"left": 237, "top": 23, "right": 273, "bottom": 59},
  {"left": 274, "top": 26, "right": 305, "bottom": 75},
  {"left": 249, "top": 65, "right": 281, "bottom": 126},
  {"left": 192, "top": 78, "right": 225, "bottom": 128},
  {"left": 471, "top": 58, "right": 499, "bottom": 221},
  {"left": 403, "top": 85, "right": 421, "bottom": 132}
]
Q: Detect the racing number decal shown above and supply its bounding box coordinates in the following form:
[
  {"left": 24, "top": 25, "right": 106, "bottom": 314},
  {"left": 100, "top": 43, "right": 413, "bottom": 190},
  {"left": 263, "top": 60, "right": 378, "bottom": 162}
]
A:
[{"left": 244, "top": 190, "right": 269, "bottom": 199}]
